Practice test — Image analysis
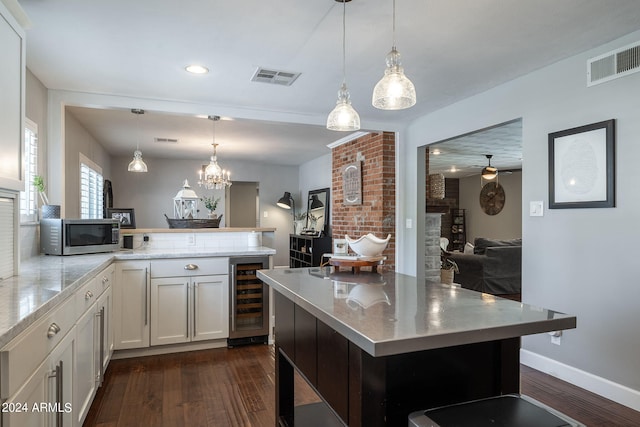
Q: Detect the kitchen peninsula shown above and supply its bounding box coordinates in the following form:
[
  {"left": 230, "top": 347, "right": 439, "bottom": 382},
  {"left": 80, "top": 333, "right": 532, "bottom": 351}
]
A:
[{"left": 258, "top": 267, "right": 577, "bottom": 426}]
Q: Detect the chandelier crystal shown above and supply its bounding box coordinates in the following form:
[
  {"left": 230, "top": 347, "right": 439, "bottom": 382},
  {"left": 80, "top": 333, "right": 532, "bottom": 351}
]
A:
[{"left": 198, "top": 116, "right": 232, "bottom": 190}]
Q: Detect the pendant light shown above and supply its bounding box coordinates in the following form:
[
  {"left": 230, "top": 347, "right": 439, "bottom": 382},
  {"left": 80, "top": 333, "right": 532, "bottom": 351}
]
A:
[
  {"left": 481, "top": 154, "right": 498, "bottom": 180},
  {"left": 127, "top": 109, "right": 148, "bottom": 172},
  {"left": 198, "top": 115, "right": 232, "bottom": 189},
  {"left": 372, "top": 0, "right": 416, "bottom": 110},
  {"left": 327, "top": 0, "right": 360, "bottom": 131}
]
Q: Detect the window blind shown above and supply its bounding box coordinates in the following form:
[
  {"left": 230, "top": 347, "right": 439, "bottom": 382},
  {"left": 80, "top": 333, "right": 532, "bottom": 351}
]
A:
[
  {"left": 80, "top": 162, "right": 103, "bottom": 219},
  {"left": 20, "top": 118, "right": 38, "bottom": 223}
]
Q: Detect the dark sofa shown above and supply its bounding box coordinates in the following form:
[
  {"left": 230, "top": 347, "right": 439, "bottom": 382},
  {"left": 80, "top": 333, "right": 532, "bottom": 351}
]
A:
[{"left": 449, "top": 238, "right": 522, "bottom": 296}]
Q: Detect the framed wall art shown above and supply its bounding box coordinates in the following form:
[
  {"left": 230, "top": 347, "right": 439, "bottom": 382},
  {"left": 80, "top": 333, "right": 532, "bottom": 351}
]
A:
[
  {"left": 342, "top": 162, "right": 362, "bottom": 206},
  {"left": 548, "top": 119, "right": 615, "bottom": 209},
  {"left": 107, "top": 208, "right": 136, "bottom": 229}
]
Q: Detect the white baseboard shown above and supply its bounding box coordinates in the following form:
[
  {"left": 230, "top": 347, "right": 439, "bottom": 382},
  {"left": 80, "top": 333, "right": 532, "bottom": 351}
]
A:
[
  {"left": 521, "top": 349, "right": 640, "bottom": 412},
  {"left": 112, "top": 339, "right": 227, "bottom": 359}
]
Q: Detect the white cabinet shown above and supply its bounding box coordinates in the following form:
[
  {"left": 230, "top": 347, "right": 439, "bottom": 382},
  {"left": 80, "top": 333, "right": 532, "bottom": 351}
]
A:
[
  {"left": 0, "top": 1, "right": 26, "bottom": 191},
  {"left": 113, "top": 261, "right": 150, "bottom": 349},
  {"left": 73, "top": 265, "right": 113, "bottom": 427},
  {"left": 74, "top": 298, "right": 97, "bottom": 427},
  {"left": 149, "top": 258, "right": 229, "bottom": 347},
  {"left": 1, "top": 321, "right": 75, "bottom": 427}
]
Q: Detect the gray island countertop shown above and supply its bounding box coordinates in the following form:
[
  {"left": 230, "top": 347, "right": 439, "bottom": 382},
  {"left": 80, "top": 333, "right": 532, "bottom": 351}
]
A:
[
  {"left": 257, "top": 267, "right": 577, "bottom": 357},
  {"left": 0, "top": 246, "right": 275, "bottom": 348}
]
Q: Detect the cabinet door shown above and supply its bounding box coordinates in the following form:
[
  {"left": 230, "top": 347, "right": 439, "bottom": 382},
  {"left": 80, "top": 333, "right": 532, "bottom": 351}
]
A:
[
  {"left": 0, "top": 2, "right": 25, "bottom": 191},
  {"left": 114, "top": 261, "right": 150, "bottom": 349},
  {"left": 1, "top": 360, "right": 48, "bottom": 427},
  {"left": 46, "top": 328, "right": 74, "bottom": 427},
  {"left": 74, "top": 305, "right": 97, "bottom": 427},
  {"left": 192, "top": 275, "right": 229, "bottom": 341},
  {"left": 150, "top": 277, "right": 189, "bottom": 346}
]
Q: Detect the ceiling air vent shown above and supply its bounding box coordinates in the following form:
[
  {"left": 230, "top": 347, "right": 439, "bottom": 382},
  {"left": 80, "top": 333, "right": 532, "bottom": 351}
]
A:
[
  {"left": 154, "top": 137, "right": 179, "bottom": 144},
  {"left": 251, "top": 67, "right": 301, "bottom": 86},
  {"left": 588, "top": 41, "right": 640, "bottom": 86}
]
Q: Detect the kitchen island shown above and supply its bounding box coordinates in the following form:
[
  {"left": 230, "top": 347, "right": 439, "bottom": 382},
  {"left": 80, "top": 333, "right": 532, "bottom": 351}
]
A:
[{"left": 257, "top": 267, "right": 577, "bottom": 426}]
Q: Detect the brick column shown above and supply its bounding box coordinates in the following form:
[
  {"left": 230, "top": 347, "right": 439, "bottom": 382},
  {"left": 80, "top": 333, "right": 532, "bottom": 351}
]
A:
[{"left": 331, "top": 132, "right": 395, "bottom": 271}]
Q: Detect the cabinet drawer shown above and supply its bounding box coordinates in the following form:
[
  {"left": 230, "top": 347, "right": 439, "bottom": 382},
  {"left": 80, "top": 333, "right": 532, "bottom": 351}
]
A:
[
  {"left": 0, "top": 295, "right": 76, "bottom": 399},
  {"left": 150, "top": 257, "right": 229, "bottom": 278},
  {"left": 75, "top": 276, "right": 99, "bottom": 315}
]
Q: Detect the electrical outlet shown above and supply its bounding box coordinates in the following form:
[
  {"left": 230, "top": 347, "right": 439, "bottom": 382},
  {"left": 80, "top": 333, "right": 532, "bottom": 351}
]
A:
[
  {"left": 187, "top": 233, "right": 196, "bottom": 246},
  {"left": 143, "top": 234, "right": 149, "bottom": 242}
]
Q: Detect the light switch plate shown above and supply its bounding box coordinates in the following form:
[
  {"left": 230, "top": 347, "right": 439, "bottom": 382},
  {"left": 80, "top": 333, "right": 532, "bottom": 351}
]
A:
[{"left": 530, "top": 201, "right": 544, "bottom": 217}]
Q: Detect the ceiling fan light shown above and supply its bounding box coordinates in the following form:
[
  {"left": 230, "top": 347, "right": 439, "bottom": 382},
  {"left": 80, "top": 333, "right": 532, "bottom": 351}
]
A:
[
  {"left": 127, "top": 150, "right": 148, "bottom": 172},
  {"left": 327, "top": 83, "right": 360, "bottom": 131},
  {"left": 372, "top": 48, "right": 416, "bottom": 110},
  {"left": 481, "top": 166, "right": 498, "bottom": 180}
]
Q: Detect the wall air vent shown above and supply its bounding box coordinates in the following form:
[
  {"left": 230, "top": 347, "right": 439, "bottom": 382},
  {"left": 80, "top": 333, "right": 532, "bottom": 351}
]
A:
[
  {"left": 250, "top": 67, "right": 301, "bottom": 86},
  {"left": 587, "top": 41, "right": 640, "bottom": 86},
  {"left": 154, "top": 137, "right": 179, "bottom": 144}
]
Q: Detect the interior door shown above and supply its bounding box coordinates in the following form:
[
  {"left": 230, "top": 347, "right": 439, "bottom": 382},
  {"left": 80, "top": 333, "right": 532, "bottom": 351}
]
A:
[{"left": 227, "top": 181, "right": 258, "bottom": 227}]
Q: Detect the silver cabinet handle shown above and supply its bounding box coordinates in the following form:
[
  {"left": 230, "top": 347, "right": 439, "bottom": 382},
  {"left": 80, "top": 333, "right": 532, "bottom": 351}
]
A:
[
  {"left": 186, "top": 285, "right": 190, "bottom": 338},
  {"left": 144, "top": 267, "right": 148, "bottom": 326},
  {"left": 85, "top": 290, "right": 94, "bottom": 300},
  {"left": 102, "top": 276, "right": 109, "bottom": 285},
  {"left": 48, "top": 361, "right": 63, "bottom": 427},
  {"left": 95, "top": 306, "right": 105, "bottom": 386},
  {"left": 193, "top": 283, "right": 198, "bottom": 337},
  {"left": 184, "top": 264, "right": 199, "bottom": 271},
  {"left": 47, "top": 322, "right": 61, "bottom": 338}
]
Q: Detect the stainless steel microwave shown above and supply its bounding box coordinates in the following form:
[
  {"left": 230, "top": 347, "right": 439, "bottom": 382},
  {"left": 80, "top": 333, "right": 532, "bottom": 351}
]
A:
[{"left": 41, "top": 218, "right": 121, "bottom": 255}]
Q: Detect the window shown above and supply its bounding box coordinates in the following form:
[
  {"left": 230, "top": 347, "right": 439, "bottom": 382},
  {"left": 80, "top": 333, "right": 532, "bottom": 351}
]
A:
[
  {"left": 80, "top": 154, "right": 104, "bottom": 219},
  {"left": 20, "top": 118, "right": 38, "bottom": 223}
]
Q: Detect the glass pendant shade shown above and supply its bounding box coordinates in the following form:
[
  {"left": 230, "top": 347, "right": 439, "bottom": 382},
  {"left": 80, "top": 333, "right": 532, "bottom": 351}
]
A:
[
  {"left": 372, "top": 47, "right": 416, "bottom": 110},
  {"left": 327, "top": 83, "right": 360, "bottom": 131},
  {"left": 327, "top": 0, "right": 360, "bottom": 131},
  {"left": 127, "top": 149, "right": 148, "bottom": 172},
  {"left": 128, "top": 109, "right": 148, "bottom": 172}
]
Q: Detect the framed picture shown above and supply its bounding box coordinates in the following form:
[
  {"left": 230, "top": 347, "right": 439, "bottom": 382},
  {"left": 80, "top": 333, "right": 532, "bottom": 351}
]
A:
[
  {"left": 548, "top": 119, "right": 615, "bottom": 209},
  {"left": 107, "top": 208, "right": 136, "bottom": 229}
]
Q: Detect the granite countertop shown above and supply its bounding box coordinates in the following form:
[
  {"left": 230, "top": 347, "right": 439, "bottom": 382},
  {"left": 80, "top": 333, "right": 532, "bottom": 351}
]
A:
[
  {"left": 257, "top": 267, "right": 577, "bottom": 357},
  {"left": 0, "top": 247, "right": 275, "bottom": 349}
]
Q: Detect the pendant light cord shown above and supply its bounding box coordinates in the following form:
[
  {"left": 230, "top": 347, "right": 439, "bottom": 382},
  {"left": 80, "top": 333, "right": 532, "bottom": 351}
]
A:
[
  {"left": 341, "top": 0, "right": 346, "bottom": 85},
  {"left": 392, "top": 0, "right": 396, "bottom": 49}
]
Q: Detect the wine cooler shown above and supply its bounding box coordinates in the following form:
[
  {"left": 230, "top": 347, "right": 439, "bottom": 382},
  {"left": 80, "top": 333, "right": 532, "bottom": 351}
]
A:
[{"left": 228, "top": 256, "right": 270, "bottom": 346}]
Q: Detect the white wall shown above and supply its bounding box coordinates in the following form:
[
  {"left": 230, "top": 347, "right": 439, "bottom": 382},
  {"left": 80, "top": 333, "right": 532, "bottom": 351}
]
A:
[
  {"left": 20, "top": 69, "right": 48, "bottom": 260},
  {"left": 299, "top": 153, "right": 332, "bottom": 230},
  {"left": 459, "top": 172, "right": 522, "bottom": 243},
  {"left": 403, "top": 31, "right": 640, "bottom": 408},
  {"left": 64, "top": 109, "right": 111, "bottom": 218},
  {"left": 110, "top": 156, "right": 298, "bottom": 266}
]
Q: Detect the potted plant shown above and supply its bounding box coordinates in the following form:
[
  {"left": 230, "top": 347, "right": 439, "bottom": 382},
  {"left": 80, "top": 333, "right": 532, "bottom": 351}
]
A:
[
  {"left": 33, "top": 175, "right": 60, "bottom": 218},
  {"left": 200, "top": 196, "right": 220, "bottom": 219},
  {"left": 294, "top": 211, "right": 308, "bottom": 234},
  {"left": 440, "top": 250, "right": 459, "bottom": 285}
]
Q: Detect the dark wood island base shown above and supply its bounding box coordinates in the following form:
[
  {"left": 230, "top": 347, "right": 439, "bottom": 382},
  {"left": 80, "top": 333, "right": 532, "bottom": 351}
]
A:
[{"left": 274, "top": 292, "right": 520, "bottom": 426}]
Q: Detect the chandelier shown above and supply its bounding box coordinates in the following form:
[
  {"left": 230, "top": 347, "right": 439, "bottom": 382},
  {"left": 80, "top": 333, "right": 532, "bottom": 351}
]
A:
[{"left": 198, "top": 115, "right": 232, "bottom": 189}]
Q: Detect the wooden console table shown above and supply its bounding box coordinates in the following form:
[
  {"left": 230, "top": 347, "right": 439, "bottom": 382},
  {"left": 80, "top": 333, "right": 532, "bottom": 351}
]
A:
[{"left": 258, "top": 268, "right": 576, "bottom": 426}]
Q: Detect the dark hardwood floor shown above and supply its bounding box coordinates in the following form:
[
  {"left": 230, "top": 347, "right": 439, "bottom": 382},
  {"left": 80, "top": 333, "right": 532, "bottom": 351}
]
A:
[{"left": 84, "top": 345, "right": 640, "bottom": 427}]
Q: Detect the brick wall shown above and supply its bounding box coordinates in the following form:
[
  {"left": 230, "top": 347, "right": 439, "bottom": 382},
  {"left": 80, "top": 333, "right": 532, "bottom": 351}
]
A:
[{"left": 331, "top": 132, "right": 395, "bottom": 271}]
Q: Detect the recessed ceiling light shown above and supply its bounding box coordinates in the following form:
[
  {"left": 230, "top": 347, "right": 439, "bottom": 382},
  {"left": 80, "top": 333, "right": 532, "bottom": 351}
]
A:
[
  {"left": 432, "top": 149, "right": 441, "bottom": 155},
  {"left": 185, "top": 64, "right": 209, "bottom": 74}
]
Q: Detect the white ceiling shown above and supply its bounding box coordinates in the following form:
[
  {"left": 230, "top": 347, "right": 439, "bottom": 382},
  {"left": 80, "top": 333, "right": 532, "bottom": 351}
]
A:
[{"left": 18, "top": 0, "right": 640, "bottom": 166}]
